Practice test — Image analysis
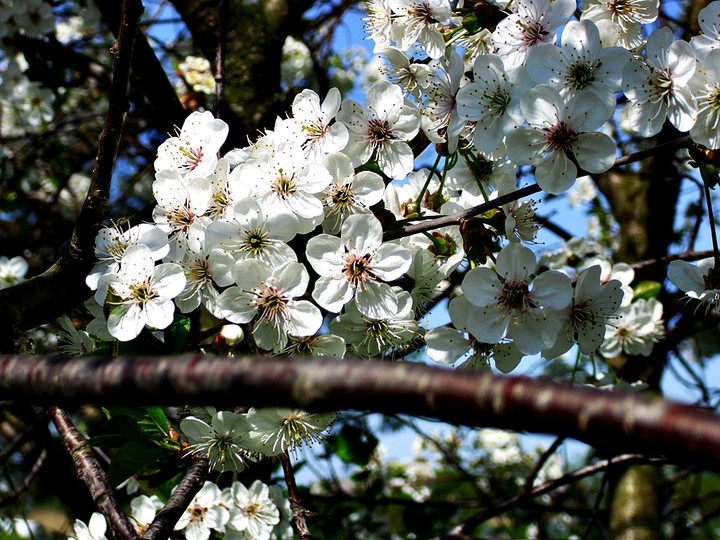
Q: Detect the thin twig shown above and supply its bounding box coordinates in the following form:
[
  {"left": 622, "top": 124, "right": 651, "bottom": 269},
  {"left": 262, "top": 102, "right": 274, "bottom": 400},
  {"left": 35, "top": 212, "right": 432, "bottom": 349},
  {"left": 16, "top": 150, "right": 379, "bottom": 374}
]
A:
[
  {"left": 281, "top": 453, "right": 312, "bottom": 540},
  {"left": 435, "top": 454, "right": 669, "bottom": 539},
  {"left": 142, "top": 457, "right": 209, "bottom": 540},
  {"left": 49, "top": 407, "right": 139, "bottom": 540},
  {"left": 520, "top": 436, "right": 566, "bottom": 497},
  {"left": 0, "top": 449, "right": 47, "bottom": 508}
]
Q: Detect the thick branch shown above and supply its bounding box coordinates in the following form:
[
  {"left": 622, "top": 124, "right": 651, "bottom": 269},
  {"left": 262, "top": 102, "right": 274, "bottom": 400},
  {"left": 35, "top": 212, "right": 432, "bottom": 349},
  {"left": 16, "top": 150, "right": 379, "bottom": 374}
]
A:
[
  {"left": 2, "top": 355, "right": 720, "bottom": 471},
  {"left": 49, "top": 407, "right": 139, "bottom": 540},
  {"left": 0, "top": 0, "right": 143, "bottom": 351}
]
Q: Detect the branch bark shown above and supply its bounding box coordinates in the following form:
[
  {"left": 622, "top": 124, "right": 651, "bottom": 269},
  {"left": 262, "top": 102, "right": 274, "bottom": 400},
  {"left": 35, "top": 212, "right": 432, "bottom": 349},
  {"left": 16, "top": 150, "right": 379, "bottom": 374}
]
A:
[
  {"left": 0, "top": 0, "right": 144, "bottom": 351},
  {"left": 142, "top": 457, "right": 209, "bottom": 540},
  {"left": 49, "top": 407, "right": 139, "bottom": 540},
  {"left": 2, "top": 355, "right": 720, "bottom": 471}
]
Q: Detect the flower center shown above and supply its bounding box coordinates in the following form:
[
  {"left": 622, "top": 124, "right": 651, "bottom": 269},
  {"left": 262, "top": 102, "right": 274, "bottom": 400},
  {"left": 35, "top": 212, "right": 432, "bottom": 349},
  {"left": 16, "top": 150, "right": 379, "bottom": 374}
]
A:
[
  {"left": 257, "top": 286, "right": 288, "bottom": 327},
  {"left": 129, "top": 282, "right": 156, "bottom": 305},
  {"left": 169, "top": 204, "right": 196, "bottom": 234},
  {"left": 344, "top": 254, "right": 374, "bottom": 286},
  {"left": 484, "top": 87, "right": 512, "bottom": 117},
  {"left": 272, "top": 170, "right": 297, "bottom": 199},
  {"left": 366, "top": 119, "right": 393, "bottom": 148},
  {"left": 331, "top": 184, "right": 355, "bottom": 208},
  {"left": 567, "top": 62, "right": 596, "bottom": 90},
  {"left": 179, "top": 143, "right": 204, "bottom": 171},
  {"left": 242, "top": 228, "right": 268, "bottom": 256},
  {"left": 499, "top": 281, "right": 537, "bottom": 318},
  {"left": 188, "top": 504, "right": 207, "bottom": 523},
  {"left": 546, "top": 122, "right": 578, "bottom": 153},
  {"left": 653, "top": 69, "right": 674, "bottom": 99},
  {"left": 519, "top": 20, "right": 549, "bottom": 46}
]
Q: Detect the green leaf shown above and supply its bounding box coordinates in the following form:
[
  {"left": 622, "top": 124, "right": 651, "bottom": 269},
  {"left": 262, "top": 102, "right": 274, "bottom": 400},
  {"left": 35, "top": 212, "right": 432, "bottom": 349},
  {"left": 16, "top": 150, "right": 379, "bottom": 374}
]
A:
[
  {"left": 165, "top": 316, "right": 191, "bottom": 353},
  {"left": 108, "top": 441, "right": 166, "bottom": 487},
  {"left": 146, "top": 406, "right": 170, "bottom": 436},
  {"left": 633, "top": 280, "right": 662, "bottom": 300},
  {"left": 328, "top": 424, "right": 378, "bottom": 465}
]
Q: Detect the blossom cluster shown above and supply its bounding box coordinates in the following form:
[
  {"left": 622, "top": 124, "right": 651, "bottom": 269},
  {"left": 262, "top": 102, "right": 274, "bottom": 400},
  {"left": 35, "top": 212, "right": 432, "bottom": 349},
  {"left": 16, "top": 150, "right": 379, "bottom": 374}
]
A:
[
  {"left": 69, "top": 479, "right": 291, "bottom": 540},
  {"left": 180, "top": 406, "right": 336, "bottom": 473},
  {"left": 77, "top": 0, "right": 720, "bottom": 372}
]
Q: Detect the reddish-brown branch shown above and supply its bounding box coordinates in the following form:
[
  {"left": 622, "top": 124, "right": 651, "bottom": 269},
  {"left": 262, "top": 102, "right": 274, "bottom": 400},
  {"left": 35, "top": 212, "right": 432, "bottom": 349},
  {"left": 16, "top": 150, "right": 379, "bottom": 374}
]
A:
[
  {"left": 2, "top": 355, "right": 720, "bottom": 471},
  {"left": 142, "top": 457, "right": 209, "bottom": 540},
  {"left": 281, "top": 454, "right": 312, "bottom": 539},
  {"left": 49, "top": 407, "right": 139, "bottom": 540},
  {"left": 0, "top": 0, "right": 144, "bottom": 351}
]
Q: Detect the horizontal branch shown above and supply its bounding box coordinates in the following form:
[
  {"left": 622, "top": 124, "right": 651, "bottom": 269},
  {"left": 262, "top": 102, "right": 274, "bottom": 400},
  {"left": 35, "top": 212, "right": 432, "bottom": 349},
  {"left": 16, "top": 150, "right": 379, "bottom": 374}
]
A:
[{"left": 2, "top": 355, "right": 720, "bottom": 471}]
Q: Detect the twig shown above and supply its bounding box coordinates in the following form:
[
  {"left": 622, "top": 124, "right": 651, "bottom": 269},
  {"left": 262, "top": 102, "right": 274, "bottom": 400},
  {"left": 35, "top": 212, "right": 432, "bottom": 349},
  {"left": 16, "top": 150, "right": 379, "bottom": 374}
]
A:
[
  {"left": 520, "top": 436, "right": 565, "bottom": 497},
  {"left": 0, "top": 0, "right": 144, "bottom": 350},
  {"left": 48, "top": 407, "right": 139, "bottom": 540},
  {"left": 0, "top": 449, "right": 47, "bottom": 508},
  {"left": 435, "top": 454, "right": 669, "bottom": 539},
  {"left": 280, "top": 453, "right": 312, "bottom": 539},
  {"left": 142, "top": 457, "right": 209, "bottom": 540}
]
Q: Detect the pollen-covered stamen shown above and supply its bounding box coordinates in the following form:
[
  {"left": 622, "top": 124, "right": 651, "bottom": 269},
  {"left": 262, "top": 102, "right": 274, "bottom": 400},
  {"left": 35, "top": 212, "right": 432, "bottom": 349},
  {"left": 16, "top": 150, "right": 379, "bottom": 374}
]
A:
[
  {"left": 129, "top": 281, "right": 156, "bottom": 305},
  {"left": 518, "top": 20, "right": 549, "bottom": 46},
  {"left": 256, "top": 286, "right": 289, "bottom": 328},
  {"left": 653, "top": 69, "right": 674, "bottom": 99},
  {"left": 178, "top": 142, "right": 204, "bottom": 171},
  {"left": 169, "top": 203, "right": 196, "bottom": 234},
  {"left": 483, "top": 88, "right": 512, "bottom": 116},
  {"left": 242, "top": 228, "right": 269, "bottom": 256},
  {"left": 208, "top": 187, "right": 231, "bottom": 218},
  {"left": 498, "top": 281, "right": 538, "bottom": 324},
  {"left": 184, "top": 256, "right": 212, "bottom": 297},
  {"left": 567, "top": 62, "right": 596, "bottom": 90},
  {"left": 408, "top": 1, "right": 437, "bottom": 24},
  {"left": 366, "top": 119, "right": 394, "bottom": 149},
  {"left": 302, "top": 121, "right": 328, "bottom": 143},
  {"left": 546, "top": 122, "right": 578, "bottom": 153},
  {"left": 272, "top": 169, "right": 297, "bottom": 199},
  {"left": 330, "top": 184, "right": 355, "bottom": 208},
  {"left": 343, "top": 254, "right": 374, "bottom": 286},
  {"left": 699, "top": 87, "right": 720, "bottom": 130}
]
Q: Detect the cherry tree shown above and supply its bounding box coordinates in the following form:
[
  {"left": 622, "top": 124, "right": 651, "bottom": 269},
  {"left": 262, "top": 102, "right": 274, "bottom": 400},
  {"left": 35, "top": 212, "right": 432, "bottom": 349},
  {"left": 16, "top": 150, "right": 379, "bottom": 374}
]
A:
[{"left": 1, "top": 0, "right": 720, "bottom": 538}]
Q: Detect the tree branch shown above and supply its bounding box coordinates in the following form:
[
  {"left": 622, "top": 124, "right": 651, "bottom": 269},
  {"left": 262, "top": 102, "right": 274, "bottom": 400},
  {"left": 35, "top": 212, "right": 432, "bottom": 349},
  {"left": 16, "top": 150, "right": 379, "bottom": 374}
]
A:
[
  {"left": 0, "top": 0, "right": 144, "bottom": 351},
  {"left": 49, "top": 407, "right": 139, "bottom": 540},
  {"left": 142, "top": 457, "right": 209, "bottom": 540},
  {"left": 2, "top": 355, "right": 720, "bottom": 472}
]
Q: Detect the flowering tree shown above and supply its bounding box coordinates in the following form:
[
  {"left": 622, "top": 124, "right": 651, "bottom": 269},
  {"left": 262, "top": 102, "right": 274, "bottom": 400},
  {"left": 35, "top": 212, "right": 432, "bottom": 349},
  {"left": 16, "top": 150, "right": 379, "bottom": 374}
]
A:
[{"left": 2, "top": 0, "right": 720, "bottom": 537}]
